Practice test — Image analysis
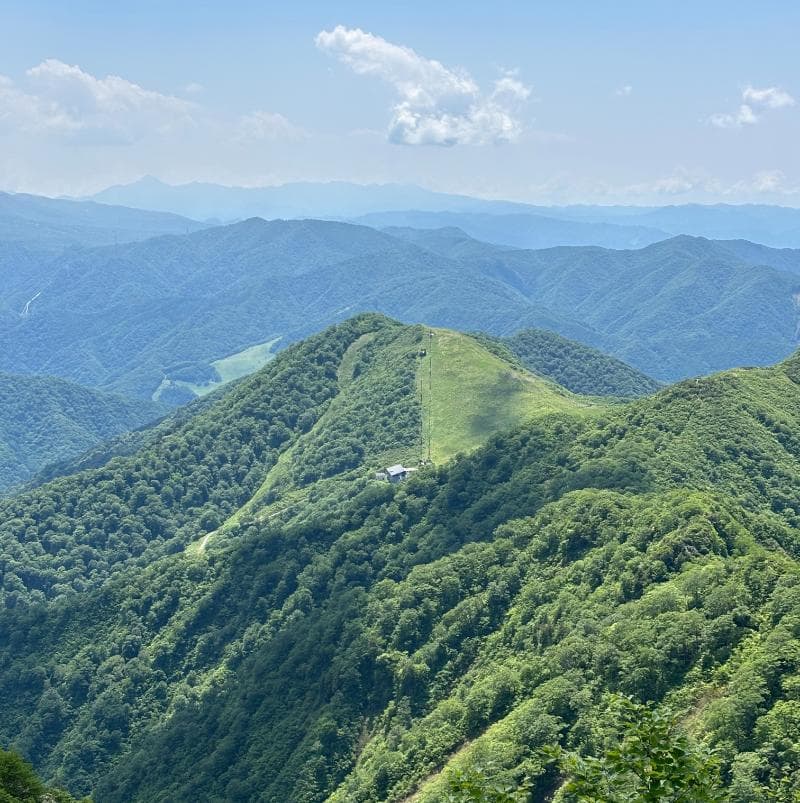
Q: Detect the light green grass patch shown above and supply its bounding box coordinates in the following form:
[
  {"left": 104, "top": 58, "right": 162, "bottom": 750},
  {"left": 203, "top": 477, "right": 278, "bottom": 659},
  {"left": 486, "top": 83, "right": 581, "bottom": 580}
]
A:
[
  {"left": 419, "top": 329, "right": 601, "bottom": 464},
  {"left": 166, "top": 337, "right": 283, "bottom": 399},
  {"left": 212, "top": 337, "right": 283, "bottom": 384}
]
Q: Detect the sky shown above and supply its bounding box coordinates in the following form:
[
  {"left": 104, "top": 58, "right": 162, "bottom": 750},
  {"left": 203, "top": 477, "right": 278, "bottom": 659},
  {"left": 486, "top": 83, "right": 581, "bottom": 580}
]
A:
[{"left": 0, "top": 0, "right": 798, "bottom": 204}]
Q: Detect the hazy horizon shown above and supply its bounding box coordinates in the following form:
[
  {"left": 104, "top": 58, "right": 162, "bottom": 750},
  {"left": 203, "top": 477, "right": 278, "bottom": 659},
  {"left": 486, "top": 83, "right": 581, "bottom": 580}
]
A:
[
  {"left": 2, "top": 174, "right": 796, "bottom": 211},
  {"left": 2, "top": 0, "right": 798, "bottom": 206}
]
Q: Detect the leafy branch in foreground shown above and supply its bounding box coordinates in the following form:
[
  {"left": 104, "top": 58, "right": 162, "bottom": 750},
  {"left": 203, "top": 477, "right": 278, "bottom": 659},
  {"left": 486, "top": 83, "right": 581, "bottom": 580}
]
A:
[
  {"left": 546, "top": 694, "right": 727, "bottom": 802},
  {"left": 444, "top": 761, "right": 530, "bottom": 803},
  {"left": 442, "top": 695, "right": 726, "bottom": 803},
  {"left": 0, "top": 748, "right": 87, "bottom": 802}
]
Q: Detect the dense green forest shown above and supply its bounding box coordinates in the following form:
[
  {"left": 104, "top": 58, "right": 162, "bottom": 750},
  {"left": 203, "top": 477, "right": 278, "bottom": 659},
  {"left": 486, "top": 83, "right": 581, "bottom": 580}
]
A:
[
  {"left": 4, "top": 216, "right": 800, "bottom": 401},
  {"left": 0, "top": 373, "right": 164, "bottom": 494},
  {"left": 2, "top": 315, "right": 800, "bottom": 800},
  {"left": 0, "top": 315, "right": 398, "bottom": 605},
  {"left": 474, "top": 329, "right": 661, "bottom": 397}
]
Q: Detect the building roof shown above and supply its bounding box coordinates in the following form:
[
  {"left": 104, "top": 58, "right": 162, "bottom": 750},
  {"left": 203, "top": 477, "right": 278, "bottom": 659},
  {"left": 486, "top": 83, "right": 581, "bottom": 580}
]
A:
[{"left": 386, "top": 464, "right": 407, "bottom": 476}]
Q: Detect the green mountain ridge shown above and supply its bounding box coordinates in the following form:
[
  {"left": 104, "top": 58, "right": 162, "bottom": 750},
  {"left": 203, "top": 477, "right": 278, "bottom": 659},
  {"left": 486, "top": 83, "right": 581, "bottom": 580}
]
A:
[
  {"left": 1, "top": 315, "right": 800, "bottom": 800},
  {"left": 473, "top": 328, "right": 662, "bottom": 398},
  {"left": 3, "top": 218, "right": 800, "bottom": 400},
  {"left": 0, "top": 372, "right": 165, "bottom": 494}
]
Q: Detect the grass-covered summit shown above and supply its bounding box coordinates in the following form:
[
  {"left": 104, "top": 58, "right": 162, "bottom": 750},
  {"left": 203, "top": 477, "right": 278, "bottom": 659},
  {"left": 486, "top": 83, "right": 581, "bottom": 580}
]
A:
[
  {"left": 419, "top": 328, "right": 594, "bottom": 463},
  {"left": 2, "top": 315, "right": 800, "bottom": 800}
]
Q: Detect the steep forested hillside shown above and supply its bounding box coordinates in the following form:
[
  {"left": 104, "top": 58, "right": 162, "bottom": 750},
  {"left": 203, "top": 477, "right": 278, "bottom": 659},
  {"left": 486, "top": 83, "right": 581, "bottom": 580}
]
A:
[
  {"left": 0, "top": 316, "right": 592, "bottom": 605},
  {"left": 1, "top": 315, "right": 800, "bottom": 801},
  {"left": 26, "top": 389, "right": 227, "bottom": 491},
  {"left": 492, "top": 328, "right": 662, "bottom": 397},
  {"left": 715, "top": 239, "right": 800, "bottom": 275},
  {"left": 0, "top": 192, "right": 209, "bottom": 327},
  {"left": 3, "top": 218, "right": 800, "bottom": 399},
  {"left": 0, "top": 373, "right": 165, "bottom": 494}
]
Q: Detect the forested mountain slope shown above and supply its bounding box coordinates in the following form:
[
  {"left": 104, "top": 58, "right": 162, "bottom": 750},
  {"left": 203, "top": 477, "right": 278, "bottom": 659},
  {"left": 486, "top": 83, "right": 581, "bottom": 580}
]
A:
[
  {"left": 25, "top": 387, "right": 228, "bottom": 491},
  {"left": 0, "top": 373, "right": 165, "bottom": 494},
  {"left": 1, "top": 218, "right": 409, "bottom": 396},
  {"left": 4, "top": 218, "right": 800, "bottom": 399},
  {"left": 0, "top": 218, "right": 593, "bottom": 399},
  {"left": 452, "top": 233, "right": 800, "bottom": 381},
  {"left": 0, "top": 316, "right": 594, "bottom": 604},
  {"left": 0, "top": 241, "right": 55, "bottom": 318},
  {"left": 715, "top": 238, "right": 800, "bottom": 275},
  {"left": 0, "top": 316, "right": 599, "bottom": 797},
  {"left": 474, "top": 328, "right": 662, "bottom": 397},
  {"left": 1, "top": 315, "right": 800, "bottom": 801},
  {"left": 0, "top": 192, "right": 208, "bottom": 325}
]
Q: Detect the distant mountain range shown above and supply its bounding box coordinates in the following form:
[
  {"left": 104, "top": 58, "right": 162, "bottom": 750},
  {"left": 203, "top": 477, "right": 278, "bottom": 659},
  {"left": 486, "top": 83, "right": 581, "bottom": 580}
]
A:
[
  {"left": 0, "top": 190, "right": 206, "bottom": 252},
  {"left": 3, "top": 217, "right": 800, "bottom": 399},
  {"left": 568, "top": 203, "right": 800, "bottom": 248},
  {"left": 82, "top": 176, "right": 800, "bottom": 248},
  {"left": 86, "top": 175, "right": 539, "bottom": 221},
  {"left": 359, "top": 210, "right": 666, "bottom": 250}
]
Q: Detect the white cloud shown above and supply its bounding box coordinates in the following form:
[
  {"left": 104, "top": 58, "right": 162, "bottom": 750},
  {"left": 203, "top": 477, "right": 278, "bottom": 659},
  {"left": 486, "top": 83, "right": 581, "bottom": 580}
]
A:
[
  {"left": 710, "top": 84, "right": 795, "bottom": 128},
  {"left": 0, "top": 59, "right": 196, "bottom": 144},
  {"left": 750, "top": 169, "right": 786, "bottom": 192},
  {"left": 0, "top": 60, "right": 307, "bottom": 153},
  {"left": 183, "top": 82, "right": 205, "bottom": 95},
  {"left": 616, "top": 168, "right": 800, "bottom": 201},
  {"left": 493, "top": 73, "right": 531, "bottom": 101},
  {"left": 652, "top": 173, "right": 697, "bottom": 194},
  {"left": 742, "top": 86, "right": 795, "bottom": 109},
  {"left": 234, "top": 110, "right": 307, "bottom": 143},
  {"left": 517, "top": 167, "right": 800, "bottom": 205},
  {"left": 710, "top": 104, "right": 758, "bottom": 129},
  {"left": 315, "top": 25, "right": 530, "bottom": 146},
  {"left": 615, "top": 85, "right": 633, "bottom": 97},
  {"left": 0, "top": 75, "right": 41, "bottom": 128}
]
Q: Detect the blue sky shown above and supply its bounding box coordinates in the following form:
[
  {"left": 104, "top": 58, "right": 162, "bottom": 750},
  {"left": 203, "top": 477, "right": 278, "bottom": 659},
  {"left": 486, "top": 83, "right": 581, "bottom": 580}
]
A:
[{"left": 1, "top": 0, "right": 798, "bottom": 203}]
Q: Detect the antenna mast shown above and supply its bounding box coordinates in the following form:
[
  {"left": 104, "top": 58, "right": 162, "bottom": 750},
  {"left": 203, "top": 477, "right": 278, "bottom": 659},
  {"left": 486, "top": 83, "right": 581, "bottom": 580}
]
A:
[{"left": 427, "top": 330, "right": 433, "bottom": 462}]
